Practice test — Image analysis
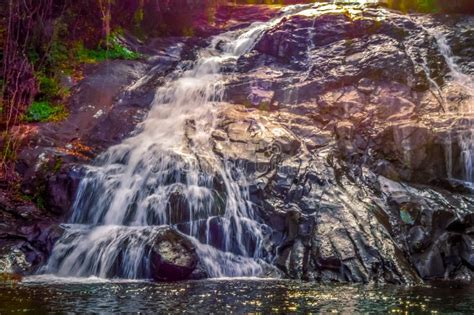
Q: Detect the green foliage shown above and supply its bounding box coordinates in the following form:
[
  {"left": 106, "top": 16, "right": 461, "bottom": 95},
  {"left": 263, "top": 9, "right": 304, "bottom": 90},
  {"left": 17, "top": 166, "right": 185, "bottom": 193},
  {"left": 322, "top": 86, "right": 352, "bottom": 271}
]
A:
[
  {"left": 25, "top": 101, "right": 55, "bottom": 122},
  {"left": 37, "top": 73, "right": 69, "bottom": 100},
  {"left": 25, "top": 41, "right": 68, "bottom": 125},
  {"left": 76, "top": 36, "right": 141, "bottom": 63},
  {"left": 53, "top": 156, "right": 63, "bottom": 174},
  {"left": 27, "top": 49, "right": 41, "bottom": 65},
  {"left": 24, "top": 101, "right": 66, "bottom": 122},
  {"left": 35, "top": 194, "right": 47, "bottom": 209},
  {"left": 416, "top": 0, "right": 439, "bottom": 13},
  {"left": 47, "top": 41, "right": 70, "bottom": 71},
  {"left": 20, "top": 190, "right": 46, "bottom": 209},
  {"left": 19, "top": 193, "right": 33, "bottom": 202},
  {"left": 387, "top": 0, "right": 440, "bottom": 13}
]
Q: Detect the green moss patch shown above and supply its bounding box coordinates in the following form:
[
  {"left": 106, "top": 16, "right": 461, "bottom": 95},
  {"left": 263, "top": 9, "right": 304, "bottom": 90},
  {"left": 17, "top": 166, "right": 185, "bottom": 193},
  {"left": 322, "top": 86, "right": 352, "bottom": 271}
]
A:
[
  {"left": 76, "top": 36, "right": 141, "bottom": 63},
  {"left": 23, "top": 101, "right": 67, "bottom": 122}
]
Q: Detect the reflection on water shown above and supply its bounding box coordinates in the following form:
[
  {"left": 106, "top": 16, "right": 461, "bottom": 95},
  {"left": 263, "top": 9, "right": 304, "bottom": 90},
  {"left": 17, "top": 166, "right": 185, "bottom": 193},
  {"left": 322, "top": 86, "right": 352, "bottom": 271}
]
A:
[{"left": 1, "top": 278, "right": 473, "bottom": 313}]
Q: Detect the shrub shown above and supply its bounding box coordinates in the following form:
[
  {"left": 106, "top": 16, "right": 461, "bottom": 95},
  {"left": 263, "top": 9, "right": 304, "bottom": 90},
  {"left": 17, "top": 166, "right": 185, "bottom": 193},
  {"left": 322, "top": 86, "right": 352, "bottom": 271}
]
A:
[
  {"left": 37, "top": 74, "right": 63, "bottom": 99},
  {"left": 24, "top": 101, "right": 67, "bottom": 122},
  {"left": 47, "top": 40, "right": 70, "bottom": 71},
  {"left": 76, "top": 36, "right": 141, "bottom": 63}
]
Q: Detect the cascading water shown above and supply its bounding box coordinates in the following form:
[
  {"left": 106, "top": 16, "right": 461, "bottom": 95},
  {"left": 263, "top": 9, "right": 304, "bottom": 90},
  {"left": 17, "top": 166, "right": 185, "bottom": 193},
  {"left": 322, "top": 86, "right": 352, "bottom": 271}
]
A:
[
  {"left": 423, "top": 25, "right": 474, "bottom": 182},
  {"left": 43, "top": 5, "right": 315, "bottom": 280},
  {"left": 39, "top": 2, "right": 474, "bottom": 282}
]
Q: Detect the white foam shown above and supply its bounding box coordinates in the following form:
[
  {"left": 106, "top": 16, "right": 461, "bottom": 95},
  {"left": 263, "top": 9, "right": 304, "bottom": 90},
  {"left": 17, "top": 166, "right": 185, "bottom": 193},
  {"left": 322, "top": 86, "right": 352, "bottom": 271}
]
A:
[{"left": 23, "top": 274, "right": 149, "bottom": 284}]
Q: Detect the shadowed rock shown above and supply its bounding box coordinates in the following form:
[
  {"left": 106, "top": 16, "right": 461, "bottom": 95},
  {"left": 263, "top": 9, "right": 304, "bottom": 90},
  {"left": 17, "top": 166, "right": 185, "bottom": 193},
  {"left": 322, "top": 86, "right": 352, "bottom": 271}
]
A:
[{"left": 149, "top": 227, "right": 199, "bottom": 281}]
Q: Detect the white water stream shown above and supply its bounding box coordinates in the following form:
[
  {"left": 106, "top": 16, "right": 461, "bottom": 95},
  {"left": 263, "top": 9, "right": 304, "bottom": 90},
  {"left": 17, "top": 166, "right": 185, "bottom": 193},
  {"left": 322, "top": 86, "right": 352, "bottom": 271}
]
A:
[{"left": 425, "top": 26, "right": 474, "bottom": 182}]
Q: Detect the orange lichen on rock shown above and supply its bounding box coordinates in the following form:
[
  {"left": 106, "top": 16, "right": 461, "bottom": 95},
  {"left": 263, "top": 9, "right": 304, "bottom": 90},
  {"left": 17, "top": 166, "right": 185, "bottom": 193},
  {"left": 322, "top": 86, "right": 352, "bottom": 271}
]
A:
[{"left": 58, "top": 139, "right": 95, "bottom": 161}]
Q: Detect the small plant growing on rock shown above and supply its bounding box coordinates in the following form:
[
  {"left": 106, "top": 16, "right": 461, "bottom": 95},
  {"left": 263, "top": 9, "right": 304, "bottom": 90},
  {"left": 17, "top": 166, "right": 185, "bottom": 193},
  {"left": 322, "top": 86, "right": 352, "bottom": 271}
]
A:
[
  {"left": 76, "top": 35, "right": 141, "bottom": 63},
  {"left": 23, "top": 101, "right": 67, "bottom": 122}
]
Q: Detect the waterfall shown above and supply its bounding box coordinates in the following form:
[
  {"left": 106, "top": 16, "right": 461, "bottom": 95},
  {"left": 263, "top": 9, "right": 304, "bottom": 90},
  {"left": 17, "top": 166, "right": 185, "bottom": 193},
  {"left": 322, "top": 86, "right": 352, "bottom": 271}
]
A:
[
  {"left": 43, "top": 5, "right": 314, "bottom": 280},
  {"left": 425, "top": 26, "right": 474, "bottom": 182},
  {"left": 40, "top": 2, "right": 474, "bottom": 282}
]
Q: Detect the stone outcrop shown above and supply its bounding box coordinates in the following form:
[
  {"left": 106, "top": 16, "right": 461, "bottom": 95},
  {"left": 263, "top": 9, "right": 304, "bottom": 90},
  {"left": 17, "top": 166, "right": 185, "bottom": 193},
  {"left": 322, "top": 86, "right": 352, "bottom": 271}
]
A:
[
  {"left": 149, "top": 227, "right": 199, "bottom": 281},
  {"left": 0, "top": 191, "right": 64, "bottom": 275},
  {"left": 206, "top": 4, "right": 474, "bottom": 282}
]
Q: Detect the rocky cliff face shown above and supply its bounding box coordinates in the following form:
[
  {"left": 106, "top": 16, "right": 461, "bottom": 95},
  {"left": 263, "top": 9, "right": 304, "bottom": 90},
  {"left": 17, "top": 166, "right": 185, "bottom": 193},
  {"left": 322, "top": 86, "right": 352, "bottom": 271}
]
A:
[
  {"left": 214, "top": 4, "right": 474, "bottom": 282},
  {"left": 3, "top": 2, "right": 474, "bottom": 283}
]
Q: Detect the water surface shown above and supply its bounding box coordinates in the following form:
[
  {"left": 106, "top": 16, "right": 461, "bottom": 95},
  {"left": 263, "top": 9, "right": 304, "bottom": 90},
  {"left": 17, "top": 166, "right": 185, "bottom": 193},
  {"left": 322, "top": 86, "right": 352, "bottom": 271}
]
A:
[{"left": 1, "top": 278, "right": 473, "bottom": 313}]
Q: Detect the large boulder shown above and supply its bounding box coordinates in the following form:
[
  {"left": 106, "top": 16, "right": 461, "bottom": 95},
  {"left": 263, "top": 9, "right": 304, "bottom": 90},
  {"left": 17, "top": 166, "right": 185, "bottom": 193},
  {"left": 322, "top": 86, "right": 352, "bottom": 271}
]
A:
[{"left": 149, "top": 227, "right": 199, "bottom": 281}]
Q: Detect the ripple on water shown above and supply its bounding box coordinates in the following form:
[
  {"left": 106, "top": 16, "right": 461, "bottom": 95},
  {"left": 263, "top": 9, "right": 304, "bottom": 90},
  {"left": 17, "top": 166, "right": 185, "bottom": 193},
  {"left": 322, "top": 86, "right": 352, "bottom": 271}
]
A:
[{"left": 1, "top": 280, "right": 473, "bottom": 313}]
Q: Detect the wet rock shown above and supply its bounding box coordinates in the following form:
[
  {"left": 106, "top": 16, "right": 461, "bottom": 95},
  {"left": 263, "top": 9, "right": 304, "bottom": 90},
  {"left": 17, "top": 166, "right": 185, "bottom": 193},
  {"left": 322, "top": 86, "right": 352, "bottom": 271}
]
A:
[
  {"left": 46, "top": 167, "right": 83, "bottom": 216},
  {"left": 407, "top": 226, "right": 431, "bottom": 253},
  {"left": 374, "top": 121, "right": 448, "bottom": 182},
  {"left": 414, "top": 246, "right": 446, "bottom": 279},
  {"left": 149, "top": 227, "right": 198, "bottom": 281},
  {"left": 0, "top": 191, "right": 64, "bottom": 274},
  {"left": 166, "top": 186, "right": 225, "bottom": 226},
  {"left": 381, "top": 176, "right": 474, "bottom": 280},
  {"left": 460, "top": 234, "right": 474, "bottom": 268},
  {"left": 335, "top": 121, "right": 356, "bottom": 157},
  {"left": 0, "top": 247, "right": 31, "bottom": 275}
]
